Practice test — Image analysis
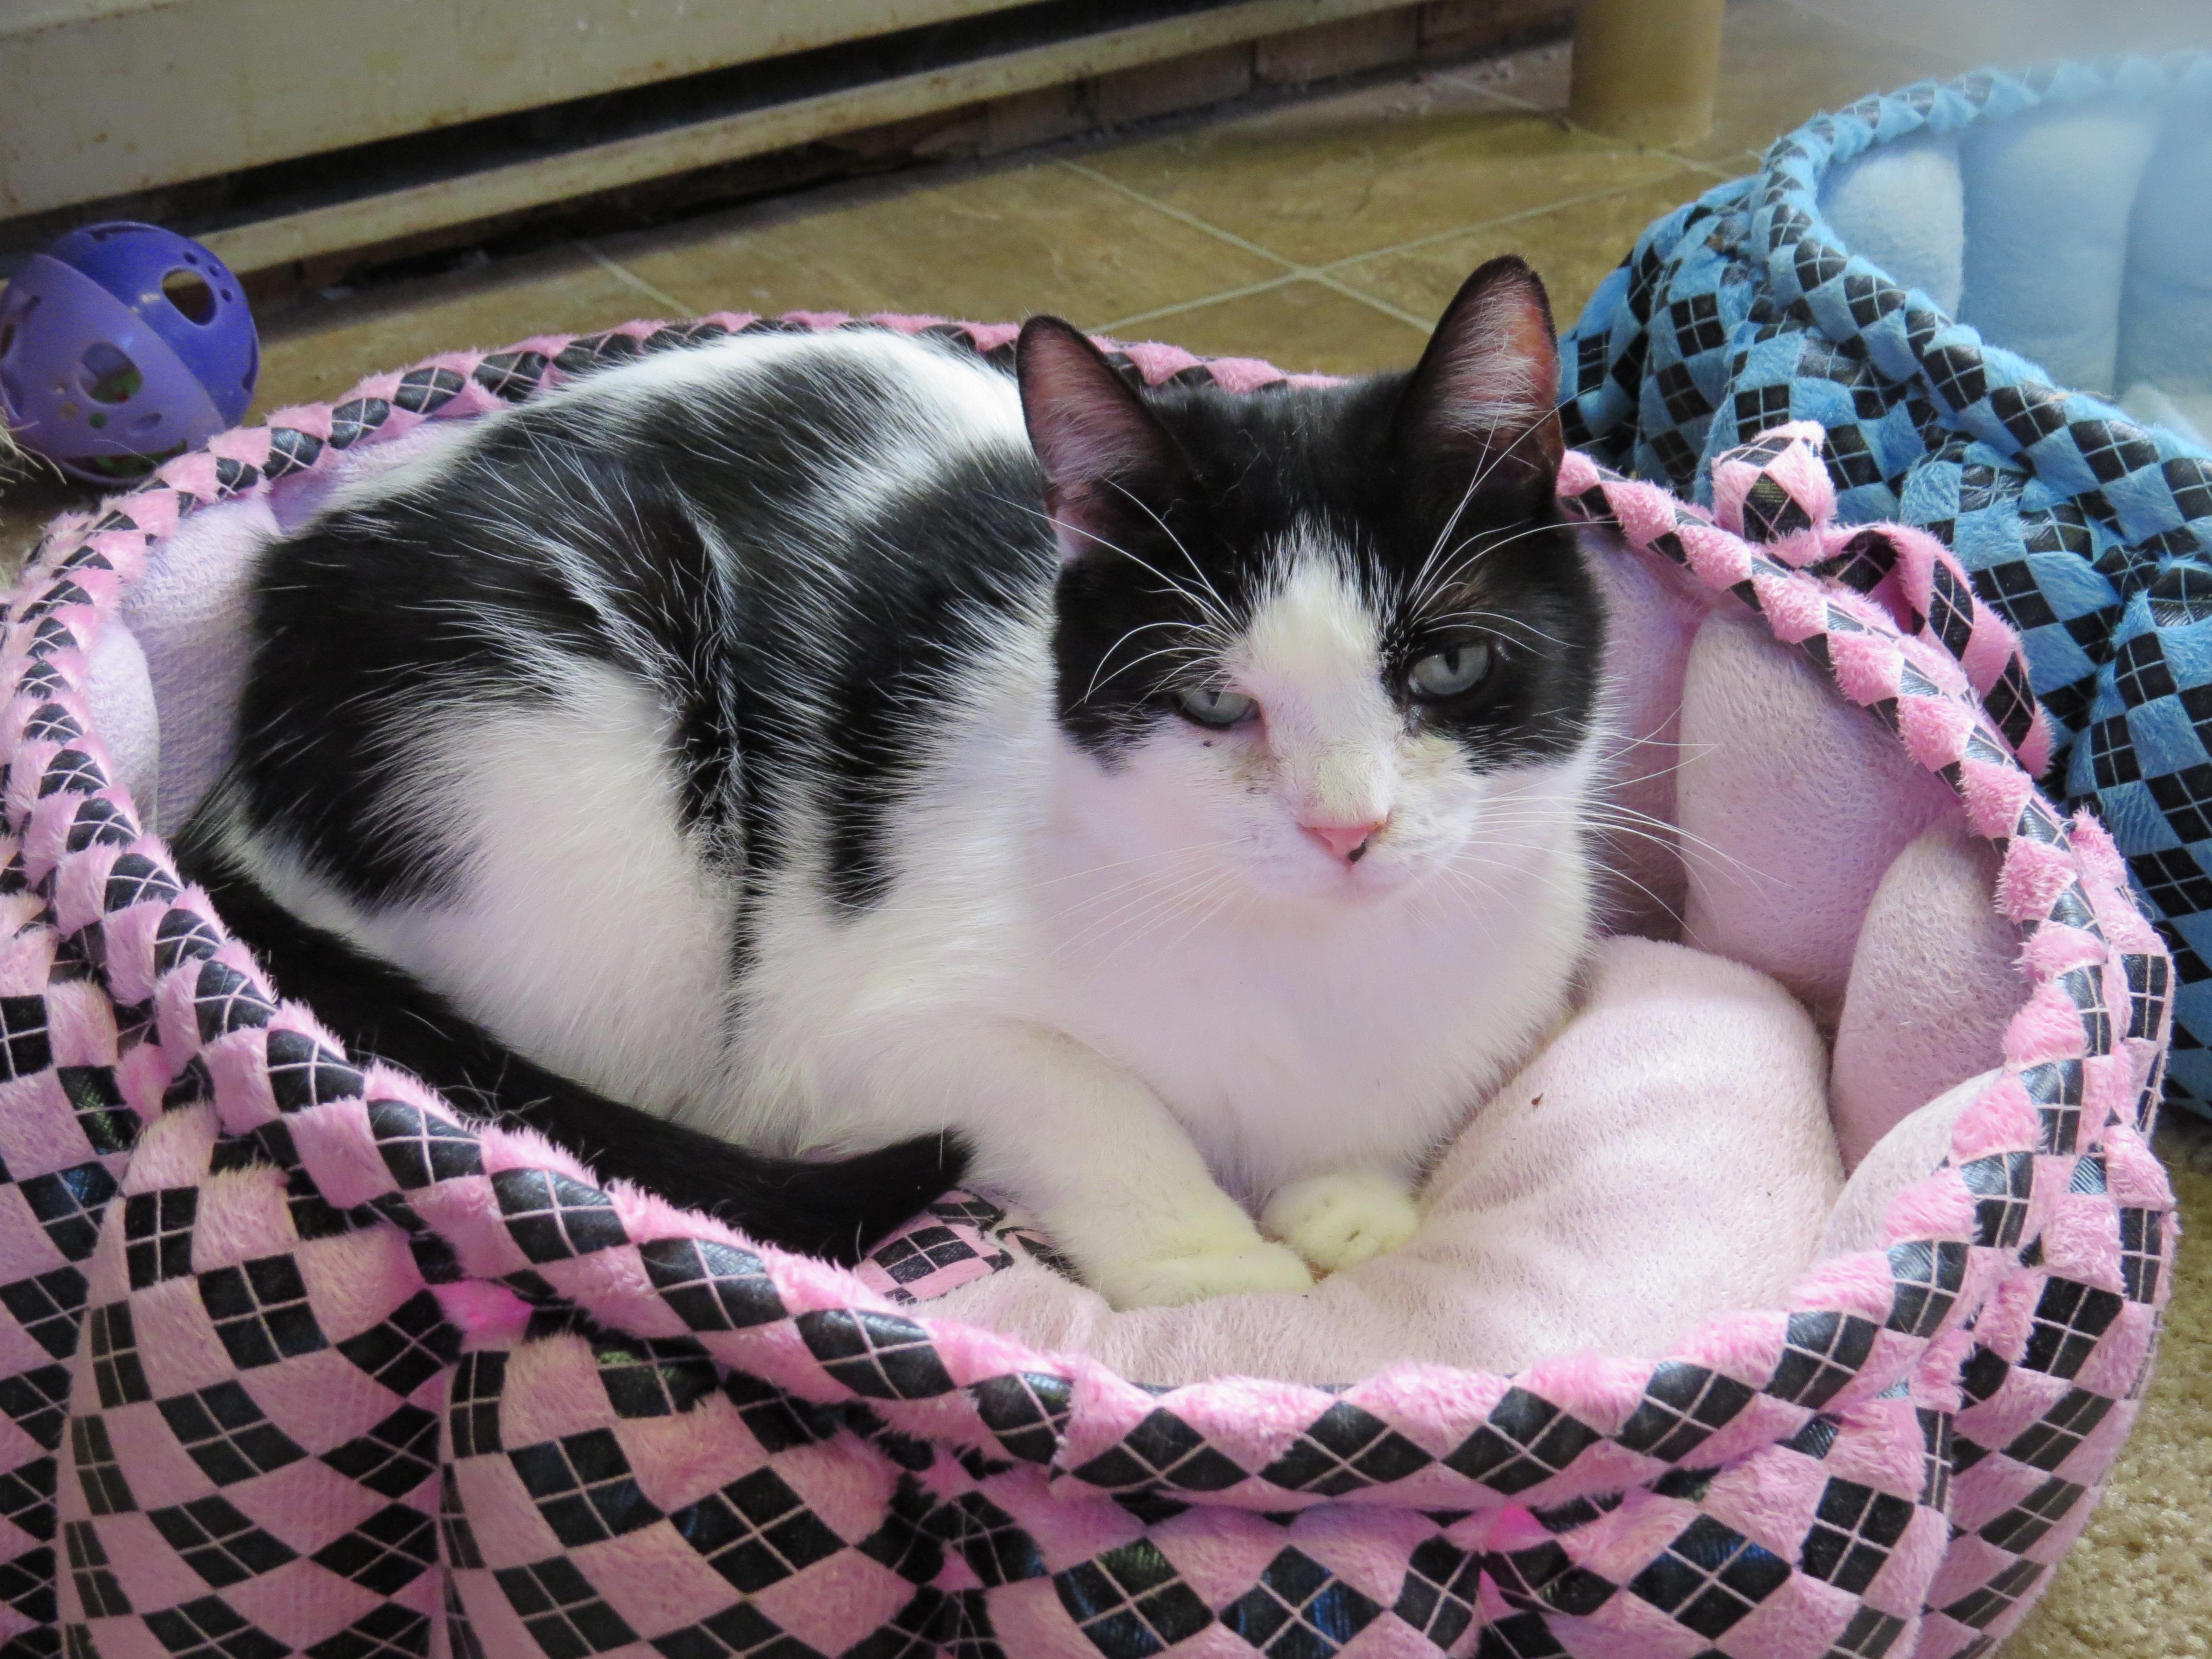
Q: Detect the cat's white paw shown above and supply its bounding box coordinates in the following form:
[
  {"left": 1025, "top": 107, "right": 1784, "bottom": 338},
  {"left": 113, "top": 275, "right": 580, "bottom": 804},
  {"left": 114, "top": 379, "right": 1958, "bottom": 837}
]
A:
[
  {"left": 1100, "top": 1241, "right": 1316, "bottom": 1308},
  {"left": 1091, "top": 1238, "right": 1314, "bottom": 1308},
  {"left": 1262, "top": 1171, "right": 1420, "bottom": 1274}
]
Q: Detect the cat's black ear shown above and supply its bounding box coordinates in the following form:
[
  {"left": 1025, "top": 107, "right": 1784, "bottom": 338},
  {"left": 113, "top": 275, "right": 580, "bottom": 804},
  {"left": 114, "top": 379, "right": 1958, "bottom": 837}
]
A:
[
  {"left": 1394, "top": 255, "right": 1564, "bottom": 502},
  {"left": 1017, "top": 316, "right": 1189, "bottom": 561}
]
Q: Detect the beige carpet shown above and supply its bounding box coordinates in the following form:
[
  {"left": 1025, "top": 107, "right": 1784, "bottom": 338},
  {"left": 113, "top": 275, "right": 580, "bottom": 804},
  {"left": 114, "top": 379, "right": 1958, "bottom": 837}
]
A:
[{"left": 2005, "top": 1109, "right": 2210, "bottom": 1659}]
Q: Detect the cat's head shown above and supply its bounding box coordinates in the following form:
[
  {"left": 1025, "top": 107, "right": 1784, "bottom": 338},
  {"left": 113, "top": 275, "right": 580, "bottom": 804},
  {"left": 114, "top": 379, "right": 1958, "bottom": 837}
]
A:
[{"left": 1019, "top": 256, "right": 1603, "bottom": 903}]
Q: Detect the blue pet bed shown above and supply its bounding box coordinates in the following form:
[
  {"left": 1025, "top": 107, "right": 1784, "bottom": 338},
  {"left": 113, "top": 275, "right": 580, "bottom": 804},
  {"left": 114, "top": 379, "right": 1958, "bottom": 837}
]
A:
[{"left": 1561, "top": 54, "right": 2212, "bottom": 1113}]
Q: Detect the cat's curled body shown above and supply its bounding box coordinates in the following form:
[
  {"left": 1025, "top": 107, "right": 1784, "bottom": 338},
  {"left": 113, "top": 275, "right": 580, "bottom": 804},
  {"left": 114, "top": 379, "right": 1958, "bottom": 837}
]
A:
[{"left": 184, "top": 259, "right": 1606, "bottom": 1307}]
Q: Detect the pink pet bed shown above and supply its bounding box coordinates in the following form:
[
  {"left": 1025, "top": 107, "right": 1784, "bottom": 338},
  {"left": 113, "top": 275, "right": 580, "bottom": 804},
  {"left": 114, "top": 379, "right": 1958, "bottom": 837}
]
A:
[{"left": 0, "top": 315, "right": 2177, "bottom": 1659}]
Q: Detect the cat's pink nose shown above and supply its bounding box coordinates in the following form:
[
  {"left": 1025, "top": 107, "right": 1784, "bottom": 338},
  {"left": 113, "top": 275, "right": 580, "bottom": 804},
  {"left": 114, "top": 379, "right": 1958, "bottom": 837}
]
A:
[{"left": 1302, "top": 816, "right": 1387, "bottom": 863}]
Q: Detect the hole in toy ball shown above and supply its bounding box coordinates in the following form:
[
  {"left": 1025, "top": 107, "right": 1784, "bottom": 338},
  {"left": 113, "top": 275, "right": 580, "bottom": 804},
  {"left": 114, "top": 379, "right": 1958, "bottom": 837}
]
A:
[
  {"left": 1, "top": 296, "right": 38, "bottom": 373},
  {"left": 88, "top": 412, "right": 106, "bottom": 430},
  {"left": 79, "top": 342, "right": 142, "bottom": 405},
  {"left": 132, "top": 410, "right": 162, "bottom": 432},
  {"left": 82, "top": 450, "right": 165, "bottom": 479},
  {"left": 161, "top": 268, "right": 217, "bottom": 324}
]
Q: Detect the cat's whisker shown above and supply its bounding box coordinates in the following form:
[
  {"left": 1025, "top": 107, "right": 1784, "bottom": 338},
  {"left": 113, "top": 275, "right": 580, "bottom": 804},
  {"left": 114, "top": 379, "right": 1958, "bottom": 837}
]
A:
[
  {"left": 1582, "top": 799, "right": 1749, "bottom": 867},
  {"left": 1081, "top": 867, "right": 1235, "bottom": 969},
  {"left": 1463, "top": 405, "right": 1556, "bottom": 499},
  {"left": 1084, "top": 639, "right": 1215, "bottom": 704},
  {"left": 1109, "top": 482, "right": 1240, "bottom": 638},
  {"left": 985, "top": 489, "right": 1238, "bottom": 638},
  {"left": 1407, "top": 444, "right": 1499, "bottom": 602},
  {"left": 1412, "top": 517, "right": 1582, "bottom": 613},
  {"left": 1454, "top": 828, "right": 1686, "bottom": 932},
  {"left": 1146, "top": 872, "right": 1250, "bottom": 963},
  {"left": 1588, "top": 728, "right": 1726, "bottom": 799},
  {"left": 1407, "top": 533, "right": 1496, "bottom": 617},
  {"left": 1579, "top": 850, "right": 1687, "bottom": 929},
  {"left": 1594, "top": 729, "right": 1692, "bottom": 766},
  {"left": 1135, "top": 867, "right": 1245, "bottom": 957},
  {"left": 1041, "top": 852, "right": 1237, "bottom": 931},
  {"left": 1082, "top": 620, "right": 1210, "bottom": 703},
  {"left": 1433, "top": 865, "right": 1511, "bottom": 951},
  {"left": 1019, "top": 837, "right": 1245, "bottom": 891},
  {"left": 1050, "top": 856, "right": 1227, "bottom": 955},
  {"left": 1405, "top": 525, "right": 1555, "bottom": 621},
  {"left": 1405, "top": 404, "right": 1554, "bottom": 603},
  {"left": 1416, "top": 606, "right": 1574, "bottom": 651},
  {"left": 1408, "top": 498, "right": 1482, "bottom": 615},
  {"left": 1567, "top": 805, "right": 1775, "bottom": 892}
]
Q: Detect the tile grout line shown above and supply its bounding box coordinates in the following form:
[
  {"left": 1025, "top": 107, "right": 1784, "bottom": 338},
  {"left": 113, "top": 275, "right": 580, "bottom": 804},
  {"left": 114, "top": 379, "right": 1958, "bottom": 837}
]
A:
[
  {"left": 1056, "top": 156, "right": 1433, "bottom": 337},
  {"left": 1316, "top": 174, "right": 1731, "bottom": 274},
  {"left": 1100, "top": 166, "right": 1739, "bottom": 337},
  {"left": 1449, "top": 69, "right": 1744, "bottom": 180},
  {"left": 1304, "top": 272, "right": 1433, "bottom": 331},
  {"left": 1439, "top": 70, "right": 1747, "bottom": 182},
  {"left": 1096, "top": 273, "right": 1306, "bottom": 336},
  {"left": 1101, "top": 15, "right": 1976, "bottom": 341},
  {"left": 1065, "top": 148, "right": 1704, "bottom": 339},
  {"left": 578, "top": 240, "right": 696, "bottom": 319},
  {"left": 1055, "top": 156, "right": 1301, "bottom": 273},
  {"left": 587, "top": 65, "right": 1750, "bottom": 350}
]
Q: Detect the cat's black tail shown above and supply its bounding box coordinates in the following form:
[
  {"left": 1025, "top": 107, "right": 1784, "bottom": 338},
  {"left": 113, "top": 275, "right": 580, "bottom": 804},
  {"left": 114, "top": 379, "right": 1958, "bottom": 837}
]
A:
[{"left": 172, "top": 834, "right": 968, "bottom": 1266}]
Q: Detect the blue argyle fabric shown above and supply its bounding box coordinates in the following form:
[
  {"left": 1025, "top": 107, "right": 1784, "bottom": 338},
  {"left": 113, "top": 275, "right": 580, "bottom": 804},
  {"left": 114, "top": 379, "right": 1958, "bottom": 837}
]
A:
[{"left": 1558, "top": 55, "right": 2212, "bottom": 1113}]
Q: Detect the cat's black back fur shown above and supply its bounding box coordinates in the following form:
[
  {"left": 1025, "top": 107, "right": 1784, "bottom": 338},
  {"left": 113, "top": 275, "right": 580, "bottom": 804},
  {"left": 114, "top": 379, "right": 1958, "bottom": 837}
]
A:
[
  {"left": 175, "top": 831, "right": 967, "bottom": 1263},
  {"left": 224, "top": 349, "right": 1057, "bottom": 920}
]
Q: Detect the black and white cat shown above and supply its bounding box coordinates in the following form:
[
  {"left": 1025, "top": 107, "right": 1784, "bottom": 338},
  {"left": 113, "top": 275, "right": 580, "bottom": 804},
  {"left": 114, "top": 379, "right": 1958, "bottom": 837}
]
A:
[{"left": 179, "top": 257, "right": 1606, "bottom": 1307}]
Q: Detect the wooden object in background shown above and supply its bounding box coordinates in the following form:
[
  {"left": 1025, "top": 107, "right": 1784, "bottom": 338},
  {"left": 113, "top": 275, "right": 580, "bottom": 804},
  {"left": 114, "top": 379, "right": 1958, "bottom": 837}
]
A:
[{"left": 1566, "top": 0, "right": 1724, "bottom": 145}]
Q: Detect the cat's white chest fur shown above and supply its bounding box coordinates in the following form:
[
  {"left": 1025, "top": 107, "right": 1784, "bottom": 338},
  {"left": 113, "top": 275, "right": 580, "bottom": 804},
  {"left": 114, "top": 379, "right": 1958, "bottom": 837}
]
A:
[
  {"left": 1012, "top": 817, "right": 1593, "bottom": 1203},
  {"left": 722, "top": 620, "right": 1599, "bottom": 1309}
]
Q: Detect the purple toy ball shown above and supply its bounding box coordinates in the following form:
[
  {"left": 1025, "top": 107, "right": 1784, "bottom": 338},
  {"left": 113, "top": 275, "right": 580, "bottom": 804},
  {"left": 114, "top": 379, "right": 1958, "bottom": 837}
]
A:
[{"left": 0, "top": 222, "right": 259, "bottom": 483}]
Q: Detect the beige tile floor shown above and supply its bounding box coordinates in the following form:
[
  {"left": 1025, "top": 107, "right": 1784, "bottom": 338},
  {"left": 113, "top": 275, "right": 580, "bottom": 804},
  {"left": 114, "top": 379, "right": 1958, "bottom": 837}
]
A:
[
  {"left": 1, "top": 0, "right": 1969, "bottom": 561},
  {"left": 12, "top": 0, "right": 2209, "bottom": 556},
  {"left": 2, "top": 3, "right": 2207, "bottom": 1652}
]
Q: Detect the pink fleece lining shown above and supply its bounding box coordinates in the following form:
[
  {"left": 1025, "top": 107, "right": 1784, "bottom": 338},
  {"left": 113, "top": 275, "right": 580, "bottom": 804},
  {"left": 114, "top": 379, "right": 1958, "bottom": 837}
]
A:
[{"left": 0, "top": 316, "right": 2172, "bottom": 1658}]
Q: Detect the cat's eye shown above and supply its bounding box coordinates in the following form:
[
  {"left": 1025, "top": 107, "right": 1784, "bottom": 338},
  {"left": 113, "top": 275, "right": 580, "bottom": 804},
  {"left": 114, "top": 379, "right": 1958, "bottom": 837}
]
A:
[
  {"left": 1176, "top": 685, "right": 1259, "bottom": 727},
  {"left": 1407, "top": 641, "right": 1494, "bottom": 700}
]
